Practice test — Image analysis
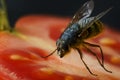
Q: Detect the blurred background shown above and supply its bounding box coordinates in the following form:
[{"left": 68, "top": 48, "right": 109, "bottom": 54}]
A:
[{"left": 5, "top": 0, "right": 120, "bottom": 30}]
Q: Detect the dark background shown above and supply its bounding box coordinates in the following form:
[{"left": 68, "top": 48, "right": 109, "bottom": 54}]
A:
[{"left": 5, "top": 0, "right": 120, "bottom": 30}]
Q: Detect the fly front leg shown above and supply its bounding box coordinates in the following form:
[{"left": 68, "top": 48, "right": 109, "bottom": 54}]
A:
[{"left": 40, "top": 49, "right": 57, "bottom": 58}]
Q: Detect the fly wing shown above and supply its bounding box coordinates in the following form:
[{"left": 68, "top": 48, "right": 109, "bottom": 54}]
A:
[
  {"left": 78, "top": 7, "right": 112, "bottom": 37},
  {"left": 71, "top": 0, "right": 94, "bottom": 24}
]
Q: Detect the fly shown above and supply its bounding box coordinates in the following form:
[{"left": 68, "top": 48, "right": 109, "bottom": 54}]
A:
[{"left": 42, "top": 0, "right": 112, "bottom": 76}]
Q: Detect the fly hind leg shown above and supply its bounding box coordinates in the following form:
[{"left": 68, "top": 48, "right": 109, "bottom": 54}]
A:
[
  {"left": 83, "top": 41, "right": 112, "bottom": 73},
  {"left": 75, "top": 48, "right": 97, "bottom": 76}
]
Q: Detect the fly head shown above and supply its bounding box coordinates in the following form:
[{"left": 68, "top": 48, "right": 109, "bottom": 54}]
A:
[{"left": 56, "top": 39, "right": 70, "bottom": 58}]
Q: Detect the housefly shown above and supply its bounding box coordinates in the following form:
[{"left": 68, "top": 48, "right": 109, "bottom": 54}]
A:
[{"left": 42, "top": 0, "right": 112, "bottom": 76}]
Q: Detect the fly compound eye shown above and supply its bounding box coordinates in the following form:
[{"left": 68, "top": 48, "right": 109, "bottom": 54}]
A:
[{"left": 56, "top": 39, "right": 60, "bottom": 46}]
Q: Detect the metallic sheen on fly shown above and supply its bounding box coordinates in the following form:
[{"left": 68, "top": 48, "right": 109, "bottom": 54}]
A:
[{"left": 42, "top": 0, "right": 112, "bottom": 76}]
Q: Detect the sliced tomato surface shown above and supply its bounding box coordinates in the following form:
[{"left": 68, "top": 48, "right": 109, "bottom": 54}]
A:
[{"left": 0, "top": 15, "right": 119, "bottom": 80}]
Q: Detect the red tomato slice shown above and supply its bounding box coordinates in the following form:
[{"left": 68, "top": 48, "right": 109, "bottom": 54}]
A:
[{"left": 0, "top": 15, "right": 119, "bottom": 80}]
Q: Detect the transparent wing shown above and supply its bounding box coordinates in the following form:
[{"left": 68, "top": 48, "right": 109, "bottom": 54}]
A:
[
  {"left": 78, "top": 7, "right": 112, "bottom": 37},
  {"left": 71, "top": 0, "right": 94, "bottom": 23}
]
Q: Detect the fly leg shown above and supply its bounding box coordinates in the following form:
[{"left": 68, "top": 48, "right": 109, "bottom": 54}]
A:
[
  {"left": 40, "top": 49, "right": 57, "bottom": 58},
  {"left": 75, "top": 48, "right": 97, "bottom": 76},
  {"left": 83, "top": 41, "right": 112, "bottom": 73}
]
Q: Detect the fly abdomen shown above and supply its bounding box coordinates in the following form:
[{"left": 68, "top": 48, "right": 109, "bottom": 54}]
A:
[
  {"left": 87, "top": 20, "right": 103, "bottom": 38},
  {"left": 81, "top": 20, "right": 103, "bottom": 39}
]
